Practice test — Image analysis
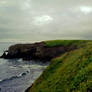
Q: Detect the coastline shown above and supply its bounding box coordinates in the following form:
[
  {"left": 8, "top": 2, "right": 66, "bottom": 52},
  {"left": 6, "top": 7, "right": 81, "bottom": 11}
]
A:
[
  {"left": 0, "top": 40, "right": 90, "bottom": 92},
  {"left": 0, "top": 41, "right": 78, "bottom": 61}
]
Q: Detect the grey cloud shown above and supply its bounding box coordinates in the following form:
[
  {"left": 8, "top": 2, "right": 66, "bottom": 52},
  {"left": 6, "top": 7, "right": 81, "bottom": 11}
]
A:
[{"left": 0, "top": 0, "right": 92, "bottom": 42}]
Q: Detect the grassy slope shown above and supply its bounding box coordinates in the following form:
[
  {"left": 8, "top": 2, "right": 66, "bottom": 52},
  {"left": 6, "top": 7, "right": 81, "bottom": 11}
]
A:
[
  {"left": 27, "top": 40, "right": 92, "bottom": 92},
  {"left": 44, "top": 40, "right": 88, "bottom": 47}
]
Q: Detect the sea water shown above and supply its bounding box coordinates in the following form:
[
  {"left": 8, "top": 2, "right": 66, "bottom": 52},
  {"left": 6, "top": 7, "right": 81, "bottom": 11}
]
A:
[{"left": 0, "top": 42, "right": 49, "bottom": 92}]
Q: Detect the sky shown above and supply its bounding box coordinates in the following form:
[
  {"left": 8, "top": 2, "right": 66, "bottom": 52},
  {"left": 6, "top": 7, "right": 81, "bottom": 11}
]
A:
[{"left": 0, "top": 0, "right": 92, "bottom": 42}]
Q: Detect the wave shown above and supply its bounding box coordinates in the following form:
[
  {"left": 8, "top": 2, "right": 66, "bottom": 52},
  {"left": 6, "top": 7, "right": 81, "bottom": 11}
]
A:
[{"left": 0, "top": 71, "right": 29, "bottom": 84}]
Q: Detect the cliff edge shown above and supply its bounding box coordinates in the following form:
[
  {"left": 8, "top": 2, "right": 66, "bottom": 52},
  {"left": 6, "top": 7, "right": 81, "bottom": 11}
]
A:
[
  {"left": 0, "top": 40, "right": 85, "bottom": 61},
  {"left": 25, "top": 40, "right": 92, "bottom": 92}
]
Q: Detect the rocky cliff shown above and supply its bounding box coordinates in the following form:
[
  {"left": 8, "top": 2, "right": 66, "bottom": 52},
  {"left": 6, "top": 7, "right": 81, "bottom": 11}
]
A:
[
  {"left": 25, "top": 40, "right": 92, "bottom": 92},
  {"left": 0, "top": 40, "right": 80, "bottom": 61}
]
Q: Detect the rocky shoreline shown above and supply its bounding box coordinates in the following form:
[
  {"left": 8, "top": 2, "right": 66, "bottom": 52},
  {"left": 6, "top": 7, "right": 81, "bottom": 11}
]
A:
[
  {"left": 0, "top": 41, "right": 77, "bottom": 62},
  {"left": 0, "top": 40, "right": 88, "bottom": 92}
]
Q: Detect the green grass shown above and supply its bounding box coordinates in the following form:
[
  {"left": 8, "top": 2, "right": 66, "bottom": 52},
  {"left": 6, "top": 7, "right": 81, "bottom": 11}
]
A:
[
  {"left": 44, "top": 40, "right": 88, "bottom": 47},
  {"left": 27, "top": 40, "right": 92, "bottom": 92}
]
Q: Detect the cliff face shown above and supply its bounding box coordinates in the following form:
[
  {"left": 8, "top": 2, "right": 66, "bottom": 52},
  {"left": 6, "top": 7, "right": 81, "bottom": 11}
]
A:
[
  {"left": 26, "top": 41, "right": 92, "bottom": 92},
  {"left": 0, "top": 41, "right": 77, "bottom": 61},
  {"left": 0, "top": 40, "right": 91, "bottom": 92}
]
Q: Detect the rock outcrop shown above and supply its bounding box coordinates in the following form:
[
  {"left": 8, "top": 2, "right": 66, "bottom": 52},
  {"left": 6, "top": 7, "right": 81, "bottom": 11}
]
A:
[
  {"left": 26, "top": 41, "right": 92, "bottom": 92},
  {"left": 0, "top": 41, "right": 77, "bottom": 61}
]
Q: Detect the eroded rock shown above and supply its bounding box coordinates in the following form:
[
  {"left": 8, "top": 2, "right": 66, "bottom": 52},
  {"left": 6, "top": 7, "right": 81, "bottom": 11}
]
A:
[{"left": 0, "top": 42, "right": 77, "bottom": 61}]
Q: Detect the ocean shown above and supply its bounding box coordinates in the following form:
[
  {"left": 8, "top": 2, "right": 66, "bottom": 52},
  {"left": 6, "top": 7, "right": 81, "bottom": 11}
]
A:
[{"left": 0, "top": 42, "right": 48, "bottom": 92}]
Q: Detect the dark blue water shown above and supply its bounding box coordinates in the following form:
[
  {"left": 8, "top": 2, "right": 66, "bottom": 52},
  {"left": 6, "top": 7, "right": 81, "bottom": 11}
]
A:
[{"left": 0, "top": 42, "right": 48, "bottom": 92}]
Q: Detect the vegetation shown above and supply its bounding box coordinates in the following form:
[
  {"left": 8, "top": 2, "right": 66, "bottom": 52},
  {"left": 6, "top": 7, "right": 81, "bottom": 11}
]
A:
[
  {"left": 27, "top": 40, "right": 92, "bottom": 92},
  {"left": 44, "top": 40, "right": 89, "bottom": 47}
]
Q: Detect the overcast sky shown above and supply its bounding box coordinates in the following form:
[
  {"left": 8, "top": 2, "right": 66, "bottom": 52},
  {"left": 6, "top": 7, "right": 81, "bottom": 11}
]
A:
[{"left": 0, "top": 0, "right": 92, "bottom": 42}]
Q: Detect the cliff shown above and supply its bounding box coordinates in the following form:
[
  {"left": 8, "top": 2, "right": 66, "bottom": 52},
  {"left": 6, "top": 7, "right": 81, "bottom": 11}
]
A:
[
  {"left": 0, "top": 40, "right": 92, "bottom": 92},
  {"left": 0, "top": 40, "right": 86, "bottom": 61},
  {"left": 25, "top": 40, "right": 92, "bottom": 92}
]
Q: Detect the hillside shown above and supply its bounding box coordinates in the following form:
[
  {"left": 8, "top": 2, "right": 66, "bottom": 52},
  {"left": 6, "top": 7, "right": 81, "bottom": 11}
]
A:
[{"left": 26, "top": 40, "right": 92, "bottom": 92}]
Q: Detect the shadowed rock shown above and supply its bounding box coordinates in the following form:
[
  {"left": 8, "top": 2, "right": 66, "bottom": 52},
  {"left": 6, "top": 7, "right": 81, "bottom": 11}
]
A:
[{"left": 0, "top": 42, "right": 77, "bottom": 61}]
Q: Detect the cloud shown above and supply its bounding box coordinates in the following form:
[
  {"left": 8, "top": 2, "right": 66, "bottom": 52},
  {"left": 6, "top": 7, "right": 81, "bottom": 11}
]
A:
[
  {"left": 0, "top": 0, "right": 92, "bottom": 42},
  {"left": 80, "top": 6, "right": 92, "bottom": 14},
  {"left": 33, "top": 15, "right": 53, "bottom": 25}
]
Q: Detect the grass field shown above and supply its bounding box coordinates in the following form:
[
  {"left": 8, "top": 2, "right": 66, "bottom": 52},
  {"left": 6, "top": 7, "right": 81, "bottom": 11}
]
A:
[
  {"left": 27, "top": 40, "right": 92, "bottom": 92},
  {"left": 44, "top": 40, "right": 88, "bottom": 47}
]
